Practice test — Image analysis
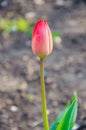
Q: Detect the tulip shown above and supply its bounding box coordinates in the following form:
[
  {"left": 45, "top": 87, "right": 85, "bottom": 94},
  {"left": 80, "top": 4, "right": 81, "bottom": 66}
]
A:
[
  {"left": 32, "top": 20, "right": 53, "bottom": 130},
  {"left": 32, "top": 20, "right": 53, "bottom": 59}
]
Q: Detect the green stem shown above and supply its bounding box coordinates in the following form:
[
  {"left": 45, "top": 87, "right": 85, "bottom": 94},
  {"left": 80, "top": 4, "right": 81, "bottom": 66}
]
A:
[{"left": 40, "top": 59, "right": 49, "bottom": 130}]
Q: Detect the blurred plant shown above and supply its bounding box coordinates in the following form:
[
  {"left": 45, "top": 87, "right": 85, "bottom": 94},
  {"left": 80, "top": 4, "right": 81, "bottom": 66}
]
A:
[
  {"left": 0, "top": 16, "right": 32, "bottom": 35},
  {"left": 0, "top": 17, "right": 62, "bottom": 46},
  {"left": 27, "top": 94, "right": 34, "bottom": 102},
  {"left": 52, "top": 31, "right": 60, "bottom": 40},
  {"left": 52, "top": 31, "right": 62, "bottom": 44},
  {"left": 32, "top": 19, "right": 78, "bottom": 130}
]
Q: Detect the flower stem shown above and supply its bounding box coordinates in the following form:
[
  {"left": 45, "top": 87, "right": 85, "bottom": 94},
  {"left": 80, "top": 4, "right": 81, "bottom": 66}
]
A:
[{"left": 40, "top": 59, "right": 49, "bottom": 130}]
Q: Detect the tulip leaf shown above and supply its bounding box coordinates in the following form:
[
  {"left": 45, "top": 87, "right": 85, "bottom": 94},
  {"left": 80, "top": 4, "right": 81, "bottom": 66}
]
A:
[
  {"left": 50, "top": 104, "right": 69, "bottom": 130},
  {"left": 50, "top": 93, "right": 77, "bottom": 130}
]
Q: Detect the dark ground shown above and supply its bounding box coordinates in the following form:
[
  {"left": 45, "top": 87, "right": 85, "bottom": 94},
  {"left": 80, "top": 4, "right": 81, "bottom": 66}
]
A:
[{"left": 0, "top": 0, "right": 86, "bottom": 130}]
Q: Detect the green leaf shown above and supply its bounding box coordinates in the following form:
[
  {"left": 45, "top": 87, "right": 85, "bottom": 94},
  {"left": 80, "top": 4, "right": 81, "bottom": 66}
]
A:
[
  {"left": 50, "top": 104, "right": 69, "bottom": 130},
  {"left": 50, "top": 93, "right": 77, "bottom": 130},
  {"left": 56, "top": 93, "right": 77, "bottom": 130}
]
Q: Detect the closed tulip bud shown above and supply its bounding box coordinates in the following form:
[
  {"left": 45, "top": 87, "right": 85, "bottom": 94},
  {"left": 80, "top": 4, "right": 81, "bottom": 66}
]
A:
[{"left": 32, "top": 20, "right": 53, "bottom": 59}]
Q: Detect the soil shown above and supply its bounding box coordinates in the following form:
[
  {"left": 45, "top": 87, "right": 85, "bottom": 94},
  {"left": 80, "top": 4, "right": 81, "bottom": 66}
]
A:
[{"left": 0, "top": 1, "right": 86, "bottom": 130}]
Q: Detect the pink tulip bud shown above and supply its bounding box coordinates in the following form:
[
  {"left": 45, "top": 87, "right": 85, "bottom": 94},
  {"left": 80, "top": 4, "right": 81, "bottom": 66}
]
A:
[{"left": 32, "top": 20, "right": 53, "bottom": 59}]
